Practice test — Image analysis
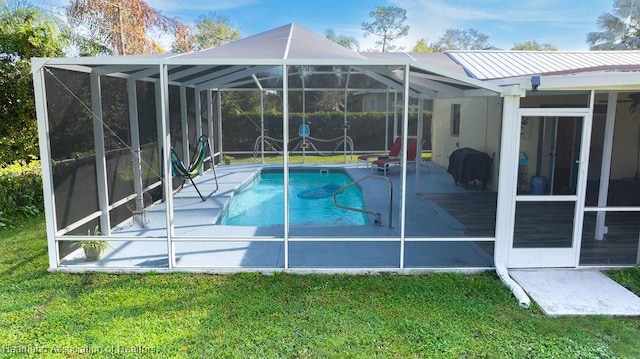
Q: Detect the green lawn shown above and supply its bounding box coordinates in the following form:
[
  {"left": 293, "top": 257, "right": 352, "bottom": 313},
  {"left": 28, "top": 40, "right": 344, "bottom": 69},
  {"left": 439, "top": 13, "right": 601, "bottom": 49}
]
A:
[{"left": 1, "top": 216, "right": 639, "bottom": 358}]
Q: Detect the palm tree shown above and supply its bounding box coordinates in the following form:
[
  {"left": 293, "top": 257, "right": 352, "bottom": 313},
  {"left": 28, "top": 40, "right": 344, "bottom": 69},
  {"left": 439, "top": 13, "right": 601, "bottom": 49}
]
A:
[{"left": 587, "top": 0, "right": 640, "bottom": 50}]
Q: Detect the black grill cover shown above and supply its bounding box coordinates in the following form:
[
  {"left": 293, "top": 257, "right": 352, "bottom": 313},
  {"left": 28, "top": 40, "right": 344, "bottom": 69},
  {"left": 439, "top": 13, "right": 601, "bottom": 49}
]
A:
[{"left": 447, "top": 147, "right": 492, "bottom": 187}]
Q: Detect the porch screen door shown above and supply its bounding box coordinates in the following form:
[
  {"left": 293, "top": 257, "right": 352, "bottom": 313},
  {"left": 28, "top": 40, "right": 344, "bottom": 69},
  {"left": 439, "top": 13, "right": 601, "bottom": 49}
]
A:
[{"left": 508, "top": 108, "right": 591, "bottom": 268}]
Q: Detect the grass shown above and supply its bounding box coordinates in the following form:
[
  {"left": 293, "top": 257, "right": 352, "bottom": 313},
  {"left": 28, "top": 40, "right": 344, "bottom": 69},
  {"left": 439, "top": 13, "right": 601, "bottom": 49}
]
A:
[
  {"left": 1, "top": 216, "right": 639, "bottom": 358},
  {"left": 608, "top": 266, "right": 640, "bottom": 295}
]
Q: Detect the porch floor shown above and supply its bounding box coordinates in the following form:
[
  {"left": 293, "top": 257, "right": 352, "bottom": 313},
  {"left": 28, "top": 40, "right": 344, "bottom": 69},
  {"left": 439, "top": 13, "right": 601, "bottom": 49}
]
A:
[{"left": 423, "top": 192, "right": 640, "bottom": 266}]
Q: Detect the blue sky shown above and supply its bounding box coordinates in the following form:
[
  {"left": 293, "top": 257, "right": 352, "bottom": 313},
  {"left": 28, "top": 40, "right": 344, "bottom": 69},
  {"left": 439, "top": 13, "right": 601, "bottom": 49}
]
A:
[{"left": 34, "top": 0, "right": 612, "bottom": 51}]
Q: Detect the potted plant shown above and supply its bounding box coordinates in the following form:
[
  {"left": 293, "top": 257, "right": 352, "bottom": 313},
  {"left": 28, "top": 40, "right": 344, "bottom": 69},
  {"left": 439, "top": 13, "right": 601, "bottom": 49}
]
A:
[
  {"left": 81, "top": 226, "right": 109, "bottom": 261},
  {"left": 223, "top": 155, "right": 233, "bottom": 165}
]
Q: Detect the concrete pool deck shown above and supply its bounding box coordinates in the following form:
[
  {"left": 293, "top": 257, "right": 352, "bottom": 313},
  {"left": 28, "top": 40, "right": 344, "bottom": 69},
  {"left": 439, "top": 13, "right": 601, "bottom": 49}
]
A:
[{"left": 59, "top": 162, "right": 495, "bottom": 270}]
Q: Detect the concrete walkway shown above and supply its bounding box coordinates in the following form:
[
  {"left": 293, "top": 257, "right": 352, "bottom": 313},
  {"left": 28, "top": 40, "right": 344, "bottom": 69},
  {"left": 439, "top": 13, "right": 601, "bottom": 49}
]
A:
[{"left": 510, "top": 269, "right": 640, "bottom": 316}]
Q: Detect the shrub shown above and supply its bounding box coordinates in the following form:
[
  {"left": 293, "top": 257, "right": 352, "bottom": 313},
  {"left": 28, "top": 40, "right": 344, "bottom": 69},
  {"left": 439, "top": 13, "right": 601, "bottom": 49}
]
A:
[
  {"left": 0, "top": 157, "right": 43, "bottom": 226},
  {"left": 221, "top": 110, "right": 432, "bottom": 152}
]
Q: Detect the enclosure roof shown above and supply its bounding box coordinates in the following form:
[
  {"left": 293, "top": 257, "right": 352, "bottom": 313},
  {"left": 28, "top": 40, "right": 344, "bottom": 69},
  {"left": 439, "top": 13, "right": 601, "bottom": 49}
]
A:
[
  {"left": 37, "top": 25, "right": 640, "bottom": 97},
  {"left": 174, "top": 23, "right": 368, "bottom": 62},
  {"left": 447, "top": 50, "right": 640, "bottom": 80},
  {"left": 37, "top": 24, "right": 503, "bottom": 97}
]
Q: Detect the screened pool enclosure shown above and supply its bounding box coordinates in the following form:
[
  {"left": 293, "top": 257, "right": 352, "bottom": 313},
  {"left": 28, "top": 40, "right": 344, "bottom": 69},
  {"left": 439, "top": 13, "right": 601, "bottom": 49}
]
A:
[
  {"left": 33, "top": 24, "right": 505, "bottom": 271},
  {"left": 33, "top": 24, "right": 640, "bottom": 276}
]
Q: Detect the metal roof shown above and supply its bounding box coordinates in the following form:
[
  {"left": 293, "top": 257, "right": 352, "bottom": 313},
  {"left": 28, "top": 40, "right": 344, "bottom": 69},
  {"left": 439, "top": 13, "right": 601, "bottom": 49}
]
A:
[{"left": 447, "top": 51, "right": 640, "bottom": 80}]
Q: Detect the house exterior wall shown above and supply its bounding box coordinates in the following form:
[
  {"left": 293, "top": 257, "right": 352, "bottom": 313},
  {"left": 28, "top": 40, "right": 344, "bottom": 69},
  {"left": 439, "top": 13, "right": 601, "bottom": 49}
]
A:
[
  {"left": 431, "top": 96, "right": 501, "bottom": 191},
  {"left": 609, "top": 103, "right": 639, "bottom": 179},
  {"left": 431, "top": 91, "right": 640, "bottom": 192},
  {"left": 361, "top": 93, "right": 389, "bottom": 112}
]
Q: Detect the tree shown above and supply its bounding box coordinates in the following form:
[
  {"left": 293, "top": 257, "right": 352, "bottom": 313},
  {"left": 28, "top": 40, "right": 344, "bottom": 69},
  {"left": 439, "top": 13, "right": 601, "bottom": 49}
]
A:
[
  {"left": 189, "top": 12, "right": 241, "bottom": 51},
  {"left": 0, "top": 1, "right": 66, "bottom": 61},
  {"left": 512, "top": 40, "right": 557, "bottom": 51},
  {"left": 325, "top": 29, "right": 360, "bottom": 51},
  {"left": 432, "top": 28, "right": 491, "bottom": 51},
  {"left": 312, "top": 92, "right": 344, "bottom": 112},
  {"left": 361, "top": 6, "right": 409, "bottom": 52},
  {"left": 587, "top": 0, "right": 640, "bottom": 50},
  {"left": 0, "top": 0, "right": 67, "bottom": 164},
  {"left": 171, "top": 25, "right": 196, "bottom": 54},
  {"left": 66, "top": 0, "right": 192, "bottom": 55},
  {"left": 412, "top": 38, "right": 434, "bottom": 52}
]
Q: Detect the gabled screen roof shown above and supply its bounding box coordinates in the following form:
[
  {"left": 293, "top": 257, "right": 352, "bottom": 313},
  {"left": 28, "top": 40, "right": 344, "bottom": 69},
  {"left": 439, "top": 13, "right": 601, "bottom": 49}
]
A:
[
  {"left": 37, "top": 22, "right": 640, "bottom": 95},
  {"left": 177, "top": 23, "right": 367, "bottom": 61}
]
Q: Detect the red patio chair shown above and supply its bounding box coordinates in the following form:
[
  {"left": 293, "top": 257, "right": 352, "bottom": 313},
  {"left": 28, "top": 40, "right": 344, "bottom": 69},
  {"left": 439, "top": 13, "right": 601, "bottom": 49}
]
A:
[
  {"left": 357, "top": 137, "right": 403, "bottom": 168},
  {"left": 371, "top": 139, "right": 418, "bottom": 175}
]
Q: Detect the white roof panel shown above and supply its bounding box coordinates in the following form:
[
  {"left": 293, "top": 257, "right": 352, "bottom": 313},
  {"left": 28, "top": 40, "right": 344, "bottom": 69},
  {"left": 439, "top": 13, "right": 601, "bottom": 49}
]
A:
[{"left": 448, "top": 51, "right": 640, "bottom": 80}]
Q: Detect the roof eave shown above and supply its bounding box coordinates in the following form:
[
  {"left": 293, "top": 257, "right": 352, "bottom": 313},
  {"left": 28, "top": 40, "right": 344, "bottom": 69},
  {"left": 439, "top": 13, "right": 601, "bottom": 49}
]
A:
[
  {"left": 39, "top": 55, "right": 165, "bottom": 66},
  {"left": 409, "top": 61, "right": 504, "bottom": 96},
  {"left": 538, "top": 72, "right": 640, "bottom": 91}
]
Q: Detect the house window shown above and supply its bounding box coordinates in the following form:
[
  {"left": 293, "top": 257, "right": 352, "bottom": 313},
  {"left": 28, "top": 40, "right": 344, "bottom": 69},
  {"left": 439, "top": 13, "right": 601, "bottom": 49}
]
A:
[{"left": 451, "top": 104, "right": 461, "bottom": 136}]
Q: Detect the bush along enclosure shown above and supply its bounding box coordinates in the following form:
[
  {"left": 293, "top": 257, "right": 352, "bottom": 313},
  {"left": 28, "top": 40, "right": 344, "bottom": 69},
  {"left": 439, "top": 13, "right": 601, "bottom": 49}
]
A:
[{"left": 0, "top": 159, "right": 43, "bottom": 227}]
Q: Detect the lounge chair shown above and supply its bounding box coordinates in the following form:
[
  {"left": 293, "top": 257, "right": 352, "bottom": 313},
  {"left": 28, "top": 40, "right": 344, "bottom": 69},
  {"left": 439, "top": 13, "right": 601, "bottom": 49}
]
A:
[
  {"left": 170, "top": 135, "right": 218, "bottom": 201},
  {"left": 357, "top": 137, "right": 402, "bottom": 168},
  {"left": 371, "top": 139, "right": 418, "bottom": 175}
]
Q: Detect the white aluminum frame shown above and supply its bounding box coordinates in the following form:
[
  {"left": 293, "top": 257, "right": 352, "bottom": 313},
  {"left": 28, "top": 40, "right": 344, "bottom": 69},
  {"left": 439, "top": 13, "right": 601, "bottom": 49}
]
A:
[
  {"left": 507, "top": 105, "right": 594, "bottom": 268},
  {"left": 30, "top": 57, "right": 508, "bottom": 273}
]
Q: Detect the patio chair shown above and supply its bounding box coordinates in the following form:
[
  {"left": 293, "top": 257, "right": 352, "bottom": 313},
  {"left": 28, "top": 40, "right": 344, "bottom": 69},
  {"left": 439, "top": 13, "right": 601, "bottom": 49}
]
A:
[
  {"left": 170, "top": 135, "right": 217, "bottom": 201},
  {"left": 371, "top": 139, "right": 418, "bottom": 175},
  {"left": 357, "top": 137, "right": 402, "bottom": 168}
]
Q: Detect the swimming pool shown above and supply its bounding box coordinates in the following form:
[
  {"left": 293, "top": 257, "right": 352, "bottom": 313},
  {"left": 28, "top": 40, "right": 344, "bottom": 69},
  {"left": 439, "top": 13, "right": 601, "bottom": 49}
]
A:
[{"left": 217, "top": 168, "right": 368, "bottom": 227}]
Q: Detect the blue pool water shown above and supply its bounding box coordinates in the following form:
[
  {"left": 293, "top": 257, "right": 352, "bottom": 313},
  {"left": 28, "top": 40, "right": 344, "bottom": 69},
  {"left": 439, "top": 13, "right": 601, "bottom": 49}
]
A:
[{"left": 217, "top": 168, "right": 368, "bottom": 227}]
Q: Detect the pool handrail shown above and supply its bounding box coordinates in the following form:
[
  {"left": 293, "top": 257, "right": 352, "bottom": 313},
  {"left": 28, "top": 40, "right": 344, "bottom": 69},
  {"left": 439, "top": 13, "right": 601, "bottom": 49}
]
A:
[{"left": 333, "top": 175, "right": 393, "bottom": 228}]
